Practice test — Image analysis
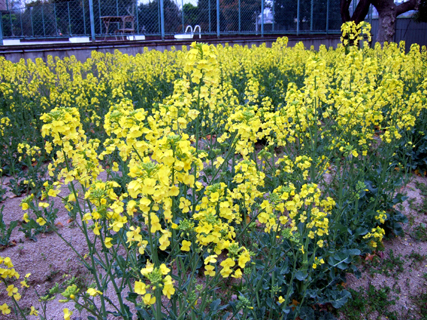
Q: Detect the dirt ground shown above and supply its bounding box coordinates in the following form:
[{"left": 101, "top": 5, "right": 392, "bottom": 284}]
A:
[
  {"left": 1, "top": 172, "right": 426, "bottom": 319},
  {"left": 340, "top": 174, "right": 427, "bottom": 320}
]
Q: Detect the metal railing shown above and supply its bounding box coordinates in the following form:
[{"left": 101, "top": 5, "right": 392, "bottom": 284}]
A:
[{"left": 0, "top": 0, "right": 344, "bottom": 44}]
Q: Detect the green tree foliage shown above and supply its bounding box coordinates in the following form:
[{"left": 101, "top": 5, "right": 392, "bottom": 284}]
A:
[
  {"left": 220, "top": 0, "right": 259, "bottom": 32},
  {"left": 414, "top": 0, "right": 427, "bottom": 22},
  {"left": 183, "top": 3, "right": 198, "bottom": 26},
  {"left": 138, "top": 0, "right": 180, "bottom": 34},
  {"left": 195, "top": 0, "right": 225, "bottom": 33}
]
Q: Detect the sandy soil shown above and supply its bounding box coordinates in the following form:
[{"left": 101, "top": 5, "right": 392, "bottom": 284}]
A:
[
  {"left": 341, "top": 174, "right": 427, "bottom": 320},
  {"left": 0, "top": 189, "right": 91, "bottom": 319}
]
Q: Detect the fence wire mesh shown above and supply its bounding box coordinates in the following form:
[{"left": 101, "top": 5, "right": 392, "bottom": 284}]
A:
[{"left": 1, "top": 0, "right": 344, "bottom": 40}]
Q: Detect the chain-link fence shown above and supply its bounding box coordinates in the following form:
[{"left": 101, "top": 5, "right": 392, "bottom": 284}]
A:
[
  {"left": 1, "top": 0, "right": 345, "bottom": 41},
  {"left": 1, "top": 1, "right": 89, "bottom": 38}
]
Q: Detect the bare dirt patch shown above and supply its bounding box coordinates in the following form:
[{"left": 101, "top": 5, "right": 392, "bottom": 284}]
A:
[{"left": 340, "top": 174, "right": 427, "bottom": 320}]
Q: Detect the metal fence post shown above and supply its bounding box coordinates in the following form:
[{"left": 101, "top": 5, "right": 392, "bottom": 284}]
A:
[
  {"left": 158, "top": 0, "right": 161, "bottom": 35},
  {"left": 116, "top": 0, "right": 119, "bottom": 16},
  {"left": 31, "top": 7, "right": 34, "bottom": 37},
  {"left": 261, "top": 0, "right": 264, "bottom": 36},
  {"left": 0, "top": 12, "right": 3, "bottom": 45},
  {"left": 68, "top": 2, "right": 72, "bottom": 35},
  {"left": 208, "top": 0, "right": 211, "bottom": 33},
  {"left": 160, "top": 0, "right": 165, "bottom": 39},
  {"left": 297, "top": 0, "right": 300, "bottom": 35},
  {"left": 326, "top": 0, "right": 329, "bottom": 33},
  {"left": 238, "top": 0, "right": 241, "bottom": 33},
  {"left": 8, "top": 10, "right": 13, "bottom": 36},
  {"left": 136, "top": 1, "right": 139, "bottom": 34},
  {"left": 310, "top": 0, "right": 313, "bottom": 31},
  {"left": 82, "top": 0, "right": 87, "bottom": 35},
  {"left": 20, "top": 11, "right": 23, "bottom": 36},
  {"left": 6, "top": 0, "right": 13, "bottom": 37},
  {"left": 89, "top": 0, "right": 96, "bottom": 41},
  {"left": 272, "top": 0, "right": 275, "bottom": 31},
  {"left": 98, "top": 0, "right": 102, "bottom": 36},
  {"left": 54, "top": 3, "right": 58, "bottom": 35},
  {"left": 181, "top": 0, "right": 184, "bottom": 32},
  {"left": 42, "top": 4, "right": 46, "bottom": 37},
  {"left": 216, "top": 0, "right": 219, "bottom": 37}
]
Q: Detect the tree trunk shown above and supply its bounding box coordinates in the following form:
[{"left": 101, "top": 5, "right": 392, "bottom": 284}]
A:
[
  {"left": 340, "top": 0, "right": 421, "bottom": 44},
  {"left": 376, "top": 4, "right": 397, "bottom": 43}
]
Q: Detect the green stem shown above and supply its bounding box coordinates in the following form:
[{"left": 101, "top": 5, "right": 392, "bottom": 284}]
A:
[{"left": 62, "top": 153, "right": 107, "bottom": 316}]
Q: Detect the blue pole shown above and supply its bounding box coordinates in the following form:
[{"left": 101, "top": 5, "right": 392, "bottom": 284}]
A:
[
  {"left": 160, "top": 0, "right": 165, "bottom": 39},
  {"left": 54, "top": 3, "right": 58, "bottom": 36},
  {"left": 5, "top": 0, "right": 10, "bottom": 38},
  {"left": 208, "top": 0, "right": 211, "bottom": 33},
  {"left": 182, "top": 0, "right": 184, "bottom": 32},
  {"left": 157, "top": 1, "right": 160, "bottom": 34},
  {"left": 89, "top": 0, "right": 96, "bottom": 41},
  {"left": 42, "top": 5, "right": 46, "bottom": 37},
  {"left": 6, "top": 0, "right": 13, "bottom": 37},
  {"left": 296, "top": 0, "right": 300, "bottom": 35},
  {"left": 82, "top": 0, "right": 87, "bottom": 35},
  {"left": 261, "top": 0, "right": 264, "bottom": 36},
  {"left": 272, "top": 0, "right": 275, "bottom": 31},
  {"left": 31, "top": 7, "right": 34, "bottom": 37},
  {"left": 98, "top": 0, "right": 102, "bottom": 36},
  {"left": 326, "top": 0, "right": 329, "bottom": 33},
  {"left": 136, "top": 1, "right": 139, "bottom": 34},
  {"left": 0, "top": 12, "right": 3, "bottom": 45},
  {"left": 68, "top": 2, "right": 71, "bottom": 35},
  {"left": 20, "top": 11, "right": 23, "bottom": 36},
  {"left": 238, "top": 0, "right": 240, "bottom": 33},
  {"left": 9, "top": 7, "right": 14, "bottom": 36},
  {"left": 310, "top": 0, "right": 313, "bottom": 31},
  {"left": 216, "top": 0, "right": 219, "bottom": 37}
]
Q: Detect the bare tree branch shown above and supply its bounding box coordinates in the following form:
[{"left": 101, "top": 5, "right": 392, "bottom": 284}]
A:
[
  {"left": 341, "top": 0, "right": 352, "bottom": 23},
  {"left": 341, "top": 0, "right": 373, "bottom": 24},
  {"left": 352, "top": 0, "right": 372, "bottom": 24},
  {"left": 396, "top": 0, "right": 420, "bottom": 16}
]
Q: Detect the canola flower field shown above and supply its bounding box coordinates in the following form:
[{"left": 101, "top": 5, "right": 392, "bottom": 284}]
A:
[{"left": 0, "top": 26, "right": 427, "bottom": 319}]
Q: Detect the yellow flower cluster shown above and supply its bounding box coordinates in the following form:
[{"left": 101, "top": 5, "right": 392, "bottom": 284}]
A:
[
  {"left": 134, "top": 262, "right": 175, "bottom": 305},
  {"left": 8, "top": 31, "right": 427, "bottom": 316},
  {"left": 272, "top": 182, "right": 334, "bottom": 247},
  {"left": 32, "top": 44, "right": 256, "bottom": 309},
  {"left": 0, "top": 257, "right": 37, "bottom": 316},
  {"left": 363, "top": 226, "right": 386, "bottom": 248},
  {"left": 0, "top": 116, "right": 11, "bottom": 137},
  {"left": 17, "top": 143, "right": 42, "bottom": 162},
  {"left": 341, "top": 21, "right": 372, "bottom": 46},
  {"left": 375, "top": 210, "right": 387, "bottom": 225},
  {"left": 41, "top": 107, "right": 103, "bottom": 190}
]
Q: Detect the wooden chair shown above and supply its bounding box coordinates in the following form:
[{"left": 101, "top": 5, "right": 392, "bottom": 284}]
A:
[{"left": 115, "top": 15, "right": 135, "bottom": 40}]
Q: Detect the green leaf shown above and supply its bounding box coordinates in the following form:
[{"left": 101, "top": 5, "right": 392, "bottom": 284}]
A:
[
  {"left": 299, "top": 306, "right": 315, "bottom": 319},
  {"left": 126, "top": 292, "right": 138, "bottom": 304},
  {"left": 330, "top": 289, "right": 351, "bottom": 308},
  {"left": 209, "top": 298, "right": 227, "bottom": 313},
  {"left": 295, "top": 270, "right": 308, "bottom": 281},
  {"left": 319, "top": 288, "right": 351, "bottom": 309}
]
